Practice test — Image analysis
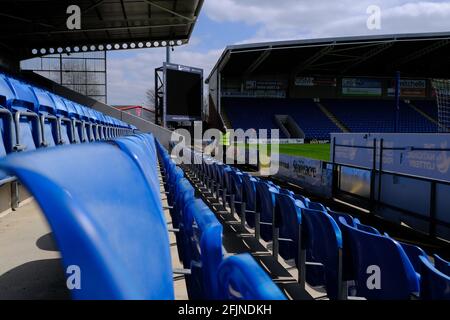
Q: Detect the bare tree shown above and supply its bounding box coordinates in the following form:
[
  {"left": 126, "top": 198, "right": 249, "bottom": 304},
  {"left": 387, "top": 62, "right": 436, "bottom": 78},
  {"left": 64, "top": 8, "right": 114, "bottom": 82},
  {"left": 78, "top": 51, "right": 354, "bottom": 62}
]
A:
[{"left": 146, "top": 88, "right": 156, "bottom": 110}]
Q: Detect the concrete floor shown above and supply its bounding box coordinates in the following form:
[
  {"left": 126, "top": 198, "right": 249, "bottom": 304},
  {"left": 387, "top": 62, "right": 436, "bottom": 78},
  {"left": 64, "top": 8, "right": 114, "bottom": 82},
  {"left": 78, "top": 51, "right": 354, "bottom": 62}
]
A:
[
  {"left": 0, "top": 200, "right": 69, "bottom": 299},
  {"left": 159, "top": 165, "right": 189, "bottom": 300}
]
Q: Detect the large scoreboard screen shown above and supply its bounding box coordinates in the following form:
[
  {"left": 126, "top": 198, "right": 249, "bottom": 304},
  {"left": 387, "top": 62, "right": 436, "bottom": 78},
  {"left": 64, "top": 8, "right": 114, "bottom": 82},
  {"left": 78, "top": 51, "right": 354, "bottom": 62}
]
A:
[{"left": 164, "top": 63, "right": 203, "bottom": 122}]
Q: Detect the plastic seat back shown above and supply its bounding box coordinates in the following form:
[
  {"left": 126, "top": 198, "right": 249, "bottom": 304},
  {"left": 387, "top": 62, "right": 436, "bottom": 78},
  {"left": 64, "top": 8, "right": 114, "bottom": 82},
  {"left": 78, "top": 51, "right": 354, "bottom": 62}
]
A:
[
  {"left": 183, "top": 199, "right": 223, "bottom": 299},
  {"left": 339, "top": 218, "right": 419, "bottom": 300},
  {"left": 0, "top": 75, "right": 14, "bottom": 154},
  {"left": 4, "top": 76, "right": 40, "bottom": 150},
  {"left": 275, "top": 193, "right": 303, "bottom": 261},
  {"left": 49, "top": 94, "right": 71, "bottom": 144},
  {"left": 302, "top": 208, "right": 343, "bottom": 299},
  {"left": 398, "top": 241, "right": 428, "bottom": 274},
  {"left": 356, "top": 222, "right": 381, "bottom": 235},
  {"left": 255, "top": 181, "right": 278, "bottom": 241},
  {"left": 241, "top": 174, "right": 257, "bottom": 227},
  {"left": 419, "top": 255, "right": 450, "bottom": 300},
  {"left": 433, "top": 254, "right": 450, "bottom": 277},
  {"left": 0, "top": 143, "right": 174, "bottom": 299},
  {"left": 31, "top": 87, "right": 57, "bottom": 147},
  {"left": 218, "top": 254, "right": 287, "bottom": 300}
]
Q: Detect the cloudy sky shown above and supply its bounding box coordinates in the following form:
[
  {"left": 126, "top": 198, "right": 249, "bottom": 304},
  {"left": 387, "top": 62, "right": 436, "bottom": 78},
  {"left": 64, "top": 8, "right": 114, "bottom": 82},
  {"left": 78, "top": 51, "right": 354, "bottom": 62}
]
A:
[{"left": 108, "top": 0, "right": 450, "bottom": 106}]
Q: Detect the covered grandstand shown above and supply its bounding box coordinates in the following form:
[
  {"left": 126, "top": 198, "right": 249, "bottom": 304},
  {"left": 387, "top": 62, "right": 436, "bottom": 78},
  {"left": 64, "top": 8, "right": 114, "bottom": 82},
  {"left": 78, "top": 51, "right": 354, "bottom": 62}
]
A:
[{"left": 207, "top": 32, "right": 450, "bottom": 140}]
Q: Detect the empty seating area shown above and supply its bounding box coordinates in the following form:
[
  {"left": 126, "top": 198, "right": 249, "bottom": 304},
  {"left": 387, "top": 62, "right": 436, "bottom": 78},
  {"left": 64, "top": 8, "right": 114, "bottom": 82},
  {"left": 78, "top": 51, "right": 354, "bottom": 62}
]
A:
[
  {"left": 0, "top": 121, "right": 448, "bottom": 299},
  {"left": 0, "top": 72, "right": 447, "bottom": 299},
  {"left": 182, "top": 150, "right": 450, "bottom": 300},
  {"left": 323, "top": 99, "right": 437, "bottom": 133},
  {"left": 0, "top": 72, "right": 135, "bottom": 157},
  {"left": 412, "top": 100, "right": 439, "bottom": 121},
  {"left": 223, "top": 97, "right": 438, "bottom": 140},
  {"left": 223, "top": 97, "right": 341, "bottom": 140}
]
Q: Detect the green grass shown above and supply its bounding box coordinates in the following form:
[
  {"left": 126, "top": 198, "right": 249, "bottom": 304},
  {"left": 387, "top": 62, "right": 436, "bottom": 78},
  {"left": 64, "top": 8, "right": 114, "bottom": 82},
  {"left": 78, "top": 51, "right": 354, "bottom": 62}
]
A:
[
  {"left": 275, "top": 143, "right": 330, "bottom": 161},
  {"left": 236, "top": 143, "right": 331, "bottom": 161},
  {"left": 257, "top": 143, "right": 331, "bottom": 161}
]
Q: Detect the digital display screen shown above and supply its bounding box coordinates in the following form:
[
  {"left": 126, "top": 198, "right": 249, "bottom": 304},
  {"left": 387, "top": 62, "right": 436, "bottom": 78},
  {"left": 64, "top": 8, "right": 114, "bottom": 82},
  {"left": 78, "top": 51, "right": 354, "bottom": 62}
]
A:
[{"left": 165, "top": 68, "right": 202, "bottom": 120}]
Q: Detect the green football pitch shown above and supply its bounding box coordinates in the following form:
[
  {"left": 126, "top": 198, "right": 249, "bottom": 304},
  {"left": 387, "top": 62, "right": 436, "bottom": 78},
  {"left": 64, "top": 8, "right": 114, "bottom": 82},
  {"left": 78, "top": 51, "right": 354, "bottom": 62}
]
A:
[{"left": 262, "top": 143, "right": 331, "bottom": 161}]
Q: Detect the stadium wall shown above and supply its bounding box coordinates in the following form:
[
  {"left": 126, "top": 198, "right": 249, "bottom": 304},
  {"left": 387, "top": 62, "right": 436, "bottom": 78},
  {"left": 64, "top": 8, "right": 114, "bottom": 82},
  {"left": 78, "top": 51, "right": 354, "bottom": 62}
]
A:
[
  {"left": 331, "top": 132, "right": 450, "bottom": 240},
  {"left": 218, "top": 75, "right": 434, "bottom": 100}
]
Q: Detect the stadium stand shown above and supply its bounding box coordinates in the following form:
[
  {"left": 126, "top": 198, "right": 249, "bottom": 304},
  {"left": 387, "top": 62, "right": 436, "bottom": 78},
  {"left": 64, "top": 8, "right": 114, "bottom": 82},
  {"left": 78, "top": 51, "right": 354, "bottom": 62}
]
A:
[
  {"left": 182, "top": 147, "right": 450, "bottom": 300},
  {"left": 412, "top": 100, "right": 439, "bottom": 121},
  {"left": 223, "top": 97, "right": 341, "bottom": 140},
  {"left": 223, "top": 97, "right": 438, "bottom": 140},
  {"left": 0, "top": 73, "right": 447, "bottom": 300},
  {"left": 323, "top": 99, "right": 437, "bottom": 133}
]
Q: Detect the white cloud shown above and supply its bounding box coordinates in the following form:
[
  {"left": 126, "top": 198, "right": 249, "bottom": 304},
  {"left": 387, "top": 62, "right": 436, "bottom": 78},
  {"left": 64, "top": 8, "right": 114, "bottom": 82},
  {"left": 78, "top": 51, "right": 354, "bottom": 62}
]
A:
[
  {"left": 107, "top": 47, "right": 222, "bottom": 106},
  {"left": 107, "top": 1, "right": 450, "bottom": 105},
  {"left": 204, "top": 0, "right": 450, "bottom": 42}
]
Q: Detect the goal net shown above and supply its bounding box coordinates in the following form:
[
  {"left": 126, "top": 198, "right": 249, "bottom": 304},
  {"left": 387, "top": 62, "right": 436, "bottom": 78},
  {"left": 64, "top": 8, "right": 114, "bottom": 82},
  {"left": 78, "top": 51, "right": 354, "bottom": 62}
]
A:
[{"left": 432, "top": 79, "right": 450, "bottom": 132}]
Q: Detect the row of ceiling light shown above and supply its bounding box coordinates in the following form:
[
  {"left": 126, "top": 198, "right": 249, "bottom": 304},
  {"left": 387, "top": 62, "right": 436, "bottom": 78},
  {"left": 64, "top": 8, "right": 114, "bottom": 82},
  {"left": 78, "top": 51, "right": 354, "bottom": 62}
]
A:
[{"left": 31, "top": 40, "right": 185, "bottom": 55}]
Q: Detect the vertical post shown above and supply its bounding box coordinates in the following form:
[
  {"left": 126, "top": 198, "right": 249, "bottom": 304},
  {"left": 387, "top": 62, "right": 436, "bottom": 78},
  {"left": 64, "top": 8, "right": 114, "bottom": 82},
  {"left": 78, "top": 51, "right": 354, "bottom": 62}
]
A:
[
  {"left": 154, "top": 69, "right": 159, "bottom": 126},
  {"left": 240, "top": 202, "right": 246, "bottom": 229},
  {"left": 166, "top": 46, "right": 171, "bottom": 64},
  {"left": 370, "top": 138, "right": 377, "bottom": 210},
  {"left": 255, "top": 212, "right": 261, "bottom": 241},
  {"left": 11, "top": 181, "right": 19, "bottom": 210},
  {"left": 297, "top": 223, "right": 306, "bottom": 287},
  {"left": 429, "top": 181, "right": 437, "bottom": 238},
  {"left": 104, "top": 50, "right": 107, "bottom": 104},
  {"left": 378, "top": 138, "right": 384, "bottom": 203},
  {"left": 331, "top": 137, "right": 337, "bottom": 197},
  {"left": 394, "top": 71, "right": 401, "bottom": 133},
  {"left": 272, "top": 206, "right": 279, "bottom": 258}
]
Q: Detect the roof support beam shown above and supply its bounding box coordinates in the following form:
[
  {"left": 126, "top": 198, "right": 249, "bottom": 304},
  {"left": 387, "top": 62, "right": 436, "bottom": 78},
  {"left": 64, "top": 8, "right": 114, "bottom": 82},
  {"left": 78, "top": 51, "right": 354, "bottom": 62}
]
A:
[
  {"left": 292, "top": 44, "right": 335, "bottom": 76},
  {"left": 0, "top": 13, "right": 55, "bottom": 29},
  {"left": 143, "top": 0, "right": 195, "bottom": 22},
  {"left": 390, "top": 39, "right": 450, "bottom": 67},
  {"left": 0, "top": 23, "right": 191, "bottom": 39},
  {"left": 340, "top": 42, "right": 393, "bottom": 74},
  {"left": 244, "top": 49, "right": 271, "bottom": 76}
]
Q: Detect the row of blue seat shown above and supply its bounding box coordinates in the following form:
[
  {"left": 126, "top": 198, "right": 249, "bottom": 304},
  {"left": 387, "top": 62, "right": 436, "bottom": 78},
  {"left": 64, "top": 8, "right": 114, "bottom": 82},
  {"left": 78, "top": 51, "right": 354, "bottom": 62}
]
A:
[
  {"left": 186, "top": 149, "right": 450, "bottom": 300},
  {"left": 157, "top": 141, "right": 287, "bottom": 300},
  {"left": 0, "top": 72, "right": 135, "bottom": 157},
  {"left": 0, "top": 133, "right": 173, "bottom": 299}
]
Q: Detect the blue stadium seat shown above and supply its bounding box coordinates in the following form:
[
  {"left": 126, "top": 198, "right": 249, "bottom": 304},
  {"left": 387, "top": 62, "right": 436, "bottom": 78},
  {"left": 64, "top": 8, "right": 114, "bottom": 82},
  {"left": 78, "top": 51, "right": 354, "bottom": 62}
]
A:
[
  {"left": 63, "top": 100, "right": 83, "bottom": 143},
  {"left": 217, "top": 253, "right": 286, "bottom": 300},
  {"left": 419, "top": 255, "right": 450, "bottom": 300},
  {"left": 50, "top": 94, "right": 73, "bottom": 145},
  {"left": 79, "top": 106, "right": 96, "bottom": 142},
  {"left": 113, "top": 134, "right": 161, "bottom": 198},
  {"left": 328, "top": 210, "right": 358, "bottom": 227},
  {"left": 307, "top": 201, "right": 327, "bottom": 211},
  {"left": 356, "top": 222, "right": 381, "bottom": 235},
  {"left": 339, "top": 218, "right": 419, "bottom": 299},
  {"left": 31, "top": 87, "right": 58, "bottom": 147},
  {"left": 301, "top": 208, "right": 344, "bottom": 299},
  {"left": 292, "top": 193, "right": 311, "bottom": 207},
  {"left": 433, "top": 255, "right": 450, "bottom": 277},
  {"left": 72, "top": 103, "right": 89, "bottom": 143},
  {"left": 183, "top": 198, "right": 223, "bottom": 299},
  {"left": 398, "top": 241, "right": 428, "bottom": 274},
  {"left": 255, "top": 180, "right": 279, "bottom": 241},
  {"left": 0, "top": 143, "right": 174, "bottom": 299},
  {"left": 275, "top": 193, "right": 304, "bottom": 262},
  {"left": 173, "top": 178, "right": 196, "bottom": 265},
  {"left": 0, "top": 75, "right": 14, "bottom": 155},
  {"left": 3, "top": 76, "right": 41, "bottom": 151}
]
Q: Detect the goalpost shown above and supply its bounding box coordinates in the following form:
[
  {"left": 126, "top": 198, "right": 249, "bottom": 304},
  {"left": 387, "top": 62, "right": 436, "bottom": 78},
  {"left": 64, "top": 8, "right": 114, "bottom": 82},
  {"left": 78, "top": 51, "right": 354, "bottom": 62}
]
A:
[{"left": 431, "top": 79, "right": 450, "bottom": 132}]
